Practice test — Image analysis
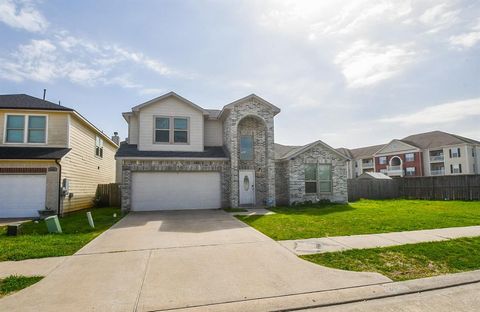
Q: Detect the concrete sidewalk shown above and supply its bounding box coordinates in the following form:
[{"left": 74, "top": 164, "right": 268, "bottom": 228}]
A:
[
  {"left": 0, "top": 257, "right": 68, "bottom": 278},
  {"left": 280, "top": 225, "right": 480, "bottom": 255}
]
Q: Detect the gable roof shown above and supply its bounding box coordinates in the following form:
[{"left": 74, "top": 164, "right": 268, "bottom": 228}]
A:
[
  {"left": 275, "top": 140, "right": 349, "bottom": 161},
  {"left": 219, "top": 94, "right": 281, "bottom": 118},
  {"left": 131, "top": 91, "right": 209, "bottom": 115},
  {"left": 401, "top": 130, "right": 480, "bottom": 149},
  {"left": 0, "top": 94, "right": 74, "bottom": 111},
  {"left": 336, "top": 147, "right": 353, "bottom": 159},
  {"left": 348, "top": 144, "right": 386, "bottom": 159},
  {"left": 374, "top": 139, "right": 420, "bottom": 155}
]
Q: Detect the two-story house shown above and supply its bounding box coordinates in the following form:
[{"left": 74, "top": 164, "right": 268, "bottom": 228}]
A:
[
  {"left": 0, "top": 94, "right": 118, "bottom": 218},
  {"left": 116, "top": 92, "right": 349, "bottom": 211}
]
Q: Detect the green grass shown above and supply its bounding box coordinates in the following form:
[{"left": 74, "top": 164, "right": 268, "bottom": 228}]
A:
[
  {"left": 236, "top": 199, "right": 480, "bottom": 240},
  {"left": 302, "top": 236, "right": 480, "bottom": 281},
  {"left": 0, "top": 275, "right": 43, "bottom": 298},
  {"left": 223, "top": 208, "right": 248, "bottom": 212},
  {"left": 0, "top": 208, "right": 122, "bottom": 261}
]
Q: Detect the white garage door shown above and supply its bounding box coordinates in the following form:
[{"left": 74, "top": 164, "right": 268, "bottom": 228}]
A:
[
  {"left": 0, "top": 175, "right": 46, "bottom": 218},
  {"left": 131, "top": 172, "right": 222, "bottom": 211}
]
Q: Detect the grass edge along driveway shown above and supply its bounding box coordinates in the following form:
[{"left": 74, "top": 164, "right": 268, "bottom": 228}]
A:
[
  {"left": 301, "top": 236, "right": 480, "bottom": 281},
  {"left": 0, "top": 207, "right": 122, "bottom": 262},
  {"left": 236, "top": 199, "right": 480, "bottom": 240},
  {"left": 0, "top": 275, "right": 43, "bottom": 298}
]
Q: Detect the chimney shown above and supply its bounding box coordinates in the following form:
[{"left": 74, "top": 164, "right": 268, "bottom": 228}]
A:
[{"left": 111, "top": 132, "right": 120, "bottom": 145}]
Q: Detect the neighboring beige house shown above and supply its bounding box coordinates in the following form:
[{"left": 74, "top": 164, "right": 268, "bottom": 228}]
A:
[
  {"left": 339, "top": 131, "right": 480, "bottom": 179},
  {"left": 116, "top": 91, "right": 348, "bottom": 212},
  {"left": 0, "top": 94, "right": 118, "bottom": 218}
]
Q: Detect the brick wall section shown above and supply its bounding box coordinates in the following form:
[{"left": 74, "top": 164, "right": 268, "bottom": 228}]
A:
[
  {"left": 275, "top": 160, "right": 289, "bottom": 206},
  {"left": 223, "top": 98, "right": 276, "bottom": 207},
  {"left": 375, "top": 151, "right": 423, "bottom": 176},
  {"left": 287, "top": 145, "right": 348, "bottom": 204},
  {"left": 120, "top": 159, "right": 230, "bottom": 212}
]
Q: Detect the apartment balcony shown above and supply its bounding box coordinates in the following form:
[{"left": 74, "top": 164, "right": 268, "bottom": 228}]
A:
[
  {"left": 361, "top": 161, "right": 374, "bottom": 168},
  {"left": 429, "top": 155, "right": 444, "bottom": 162},
  {"left": 431, "top": 168, "right": 445, "bottom": 176},
  {"left": 387, "top": 165, "right": 404, "bottom": 177}
]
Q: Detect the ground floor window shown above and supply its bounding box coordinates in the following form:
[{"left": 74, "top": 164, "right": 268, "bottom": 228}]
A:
[{"left": 305, "top": 163, "right": 332, "bottom": 194}]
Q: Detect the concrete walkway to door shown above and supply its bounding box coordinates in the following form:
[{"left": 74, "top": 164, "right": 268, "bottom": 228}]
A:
[{"left": 0, "top": 210, "right": 390, "bottom": 312}]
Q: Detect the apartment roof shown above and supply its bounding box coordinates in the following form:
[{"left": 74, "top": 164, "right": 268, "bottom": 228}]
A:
[
  {"left": 335, "top": 147, "right": 353, "bottom": 159},
  {"left": 116, "top": 143, "right": 228, "bottom": 159},
  {"left": 401, "top": 131, "right": 480, "bottom": 149},
  {"left": 0, "top": 147, "right": 71, "bottom": 160},
  {"left": 0, "top": 94, "right": 74, "bottom": 111},
  {"left": 349, "top": 144, "right": 386, "bottom": 159}
]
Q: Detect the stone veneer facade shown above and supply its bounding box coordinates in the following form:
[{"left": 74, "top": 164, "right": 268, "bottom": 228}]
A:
[
  {"left": 222, "top": 98, "right": 276, "bottom": 208},
  {"left": 275, "top": 144, "right": 348, "bottom": 205}
]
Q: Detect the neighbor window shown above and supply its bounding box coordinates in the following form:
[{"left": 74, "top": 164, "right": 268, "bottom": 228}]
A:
[
  {"left": 405, "top": 153, "right": 415, "bottom": 162},
  {"left": 95, "top": 136, "right": 104, "bottom": 158},
  {"left": 240, "top": 135, "right": 253, "bottom": 160},
  {"left": 318, "top": 164, "right": 332, "bottom": 193},
  {"left": 305, "top": 163, "right": 317, "bottom": 194},
  {"left": 406, "top": 167, "right": 415, "bottom": 176},
  {"left": 154, "top": 117, "right": 188, "bottom": 144},
  {"left": 450, "top": 164, "right": 462, "bottom": 174},
  {"left": 379, "top": 156, "right": 387, "bottom": 164},
  {"left": 5, "top": 115, "right": 46, "bottom": 144},
  {"left": 450, "top": 148, "right": 461, "bottom": 158}
]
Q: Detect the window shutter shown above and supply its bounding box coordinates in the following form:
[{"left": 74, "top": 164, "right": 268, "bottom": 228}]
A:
[
  {"left": 449, "top": 149, "right": 452, "bottom": 158},
  {"left": 458, "top": 148, "right": 461, "bottom": 157},
  {"left": 459, "top": 164, "right": 462, "bottom": 173},
  {"left": 450, "top": 164, "right": 453, "bottom": 174}
]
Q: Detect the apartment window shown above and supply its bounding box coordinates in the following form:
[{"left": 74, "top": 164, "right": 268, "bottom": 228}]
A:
[
  {"left": 355, "top": 161, "right": 358, "bottom": 168},
  {"left": 95, "top": 136, "right": 104, "bottom": 158},
  {"left": 318, "top": 164, "right": 332, "bottom": 193},
  {"left": 154, "top": 117, "right": 170, "bottom": 143},
  {"left": 450, "top": 148, "right": 461, "bottom": 158},
  {"left": 473, "top": 149, "right": 475, "bottom": 157},
  {"left": 305, "top": 164, "right": 317, "bottom": 194},
  {"left": 405, "top": 153, "right": 415, "bottom": 162},
  {"left": 240, "top": 135, "right": 253, "bottom": 160},
  {"left": 450, "top": 164, "right": 462, "bottom": 174},
  {"left": 5, "top": 115, "right": 46, "bottom": 144},
  {"left": 379, "top": 156, "right": 387, "bottom": 165},
  {"left": 173, "top": 118, "right": 188, "bottom": 143},
  {"left": 406, "top": 167, "right": 416, "bottom": 176}
]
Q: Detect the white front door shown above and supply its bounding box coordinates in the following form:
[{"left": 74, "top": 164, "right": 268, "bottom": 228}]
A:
[{"left": 239, "top": 170, "right": 255, "bottom": 206}]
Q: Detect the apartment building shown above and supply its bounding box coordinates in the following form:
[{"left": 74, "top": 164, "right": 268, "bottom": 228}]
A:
[{"left": 340, "top": 131, "right": 480, "bottom": 179}]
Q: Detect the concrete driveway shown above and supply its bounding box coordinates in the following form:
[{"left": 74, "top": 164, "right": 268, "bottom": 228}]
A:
[{"left": 0, "top": 210, "right": 390, "bottom": 311}]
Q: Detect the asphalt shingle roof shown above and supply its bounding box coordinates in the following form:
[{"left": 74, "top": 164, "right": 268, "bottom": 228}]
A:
[
  {"left": 0, "top": 147, "right": 71, "bottom": 159},
  {"left": 401, "top": 131, "right": 480, "bottom": 149},
  {"left": 116, "top": 143, "right": 228, "bottom": 158},
  {"left": 0, "top": 94, "right": 74, "bottom": 111}
]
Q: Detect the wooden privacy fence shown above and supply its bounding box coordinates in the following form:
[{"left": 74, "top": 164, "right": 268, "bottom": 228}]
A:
[
  {"left": 95, "top": 183, "right": 121, "bottom": 207},
  {"left": 348, "top": 175, "right": 480, "bottom": 202}
]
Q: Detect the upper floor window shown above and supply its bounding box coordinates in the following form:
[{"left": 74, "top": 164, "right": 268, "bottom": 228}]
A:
[
  {"left": 240, "top": 135, "right": 253, "bottom": 160},
  {"left": 5, "top": 115, "right": 46, "bottom": 144},
  {"left": 154, "top": 117, "right": 189, "bottom": 144},
  {"left": 450, "top": 148, "right": 461, "bottom": 158},
  {"left": 95, "top": 136, "right": 104, "bottom": 158},
  {"left": 379, "top": 156, "right": 387, "bottom": 165},
  {"left": 450, "top": 164, "right": 462, "bottom": 174},
  {"left": 405, "top": 153, "right": 415, "bottom": 162}
]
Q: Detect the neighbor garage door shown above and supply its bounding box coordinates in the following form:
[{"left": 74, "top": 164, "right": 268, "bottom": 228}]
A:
[
  {"left": 131, "top": 172, "right": 222, "bottom": 211},
  {"left": 0, "top": 175, "right": 47, "bottom": 218}
]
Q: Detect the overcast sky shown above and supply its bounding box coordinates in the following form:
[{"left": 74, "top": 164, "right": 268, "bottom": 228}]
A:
[{"left": 0, "top": 0, "right": 479, "bottom": 148}]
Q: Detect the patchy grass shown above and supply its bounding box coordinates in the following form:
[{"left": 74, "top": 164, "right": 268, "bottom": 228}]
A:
[
  {"left": 223, "top": 208, "right": 248, "bottom": 213},
  {"left": 302, "top": 236, "right": 480, "bottom": 281},
  {"left": 236, "top": 199, "right": 480, "bottom": 240},
  {"left": 0, "top": 208, "right": 122, "bottom": 261},
  {"left": 0, "top": 275, "right": 43, "bottom": 298}
]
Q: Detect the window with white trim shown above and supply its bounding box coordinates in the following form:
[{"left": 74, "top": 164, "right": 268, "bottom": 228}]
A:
[
  {"left": 154, "top": 117, "right": 188, "bottom": 144},
  {"left": 305, "top": 164, "right": 317, "bottom": 194},
  {"left": 405, "top": 153, "right": 415, "bottom": 162},
  {"left": 450, "top": 148, "right": 461, "bottom": 158},
  {"left": 450, "top": 164, "right": 462, "bottom": 174},
  {"left": 379, "top": 156, "right": 387, "bottom": 164},
  {"left": 318, "top": 164, "right": 332, "bottom": 193},
  {"left": 95, "top": 136, "right": 104, "bottom": 158},
  {"left": 406, "top": 167, "right": 416, "bottom": 176},
  {"left": 5, "top": 115, "right": 46, "bottom": 144}
]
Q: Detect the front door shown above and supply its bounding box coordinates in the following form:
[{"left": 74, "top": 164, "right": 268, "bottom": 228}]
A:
[{"left": 239, "top": 170, "right": 255, "bottom": 206}]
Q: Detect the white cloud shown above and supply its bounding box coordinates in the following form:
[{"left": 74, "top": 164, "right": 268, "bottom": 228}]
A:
[
  {"left": 419, "top": 2, "right": 459, "bottom": 33},
  {"left": 0, "top": 0, "right": 48, "bottom": 32},
  {"left": 379, "top": 98, "right": 480, "bottom": 125},
  {"left": 449, "top": 19, "right": 480, "bottom": 49},
  {"left": 334, "top": 40, "right": 417, "bottom": 88}
]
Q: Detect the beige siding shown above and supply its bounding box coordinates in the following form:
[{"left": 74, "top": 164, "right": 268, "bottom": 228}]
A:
[
  {"left": 0, "top": 160, "right": 59, "bottom": 212},
  {"left": 137, "top": 97, "right": 204, "bottom": 151},
  {"left": 204, "top": 119, "right": 223, "bottom": 146},
  {"left": 60, "top": 116, "right": 117, "bottom": 213},
  {"left": 0, "top": 110, "right": 68, "bottom": 147},
  {"left": 128, "top": 114, "right": 139, "bottom": 144}
]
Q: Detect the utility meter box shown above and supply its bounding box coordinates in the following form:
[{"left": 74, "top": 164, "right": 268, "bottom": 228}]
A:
[{"left": 45, "top": 215, "right": 62, "bottom": 234}]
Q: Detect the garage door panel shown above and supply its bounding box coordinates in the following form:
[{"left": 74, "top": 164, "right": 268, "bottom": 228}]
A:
[
  {"left": 131, "top": 172, "right": 221, "bottom": 211},
  {"left": 0, "top": 175, "right": 46, "bottom": 218}
]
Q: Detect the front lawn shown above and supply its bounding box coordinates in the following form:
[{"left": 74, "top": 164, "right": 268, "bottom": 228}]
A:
[
  {"left": 302, "top": 236, "right": 480, "bottom": 281},
  {"left": 0, "top": 207, "right": 122, "bottom": 261},
  {"left": 236, "top": 199, "right": 480, "bottom": 240},
  {"left": 0, "top": 275, "right": 43, "bottom": 298}
]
